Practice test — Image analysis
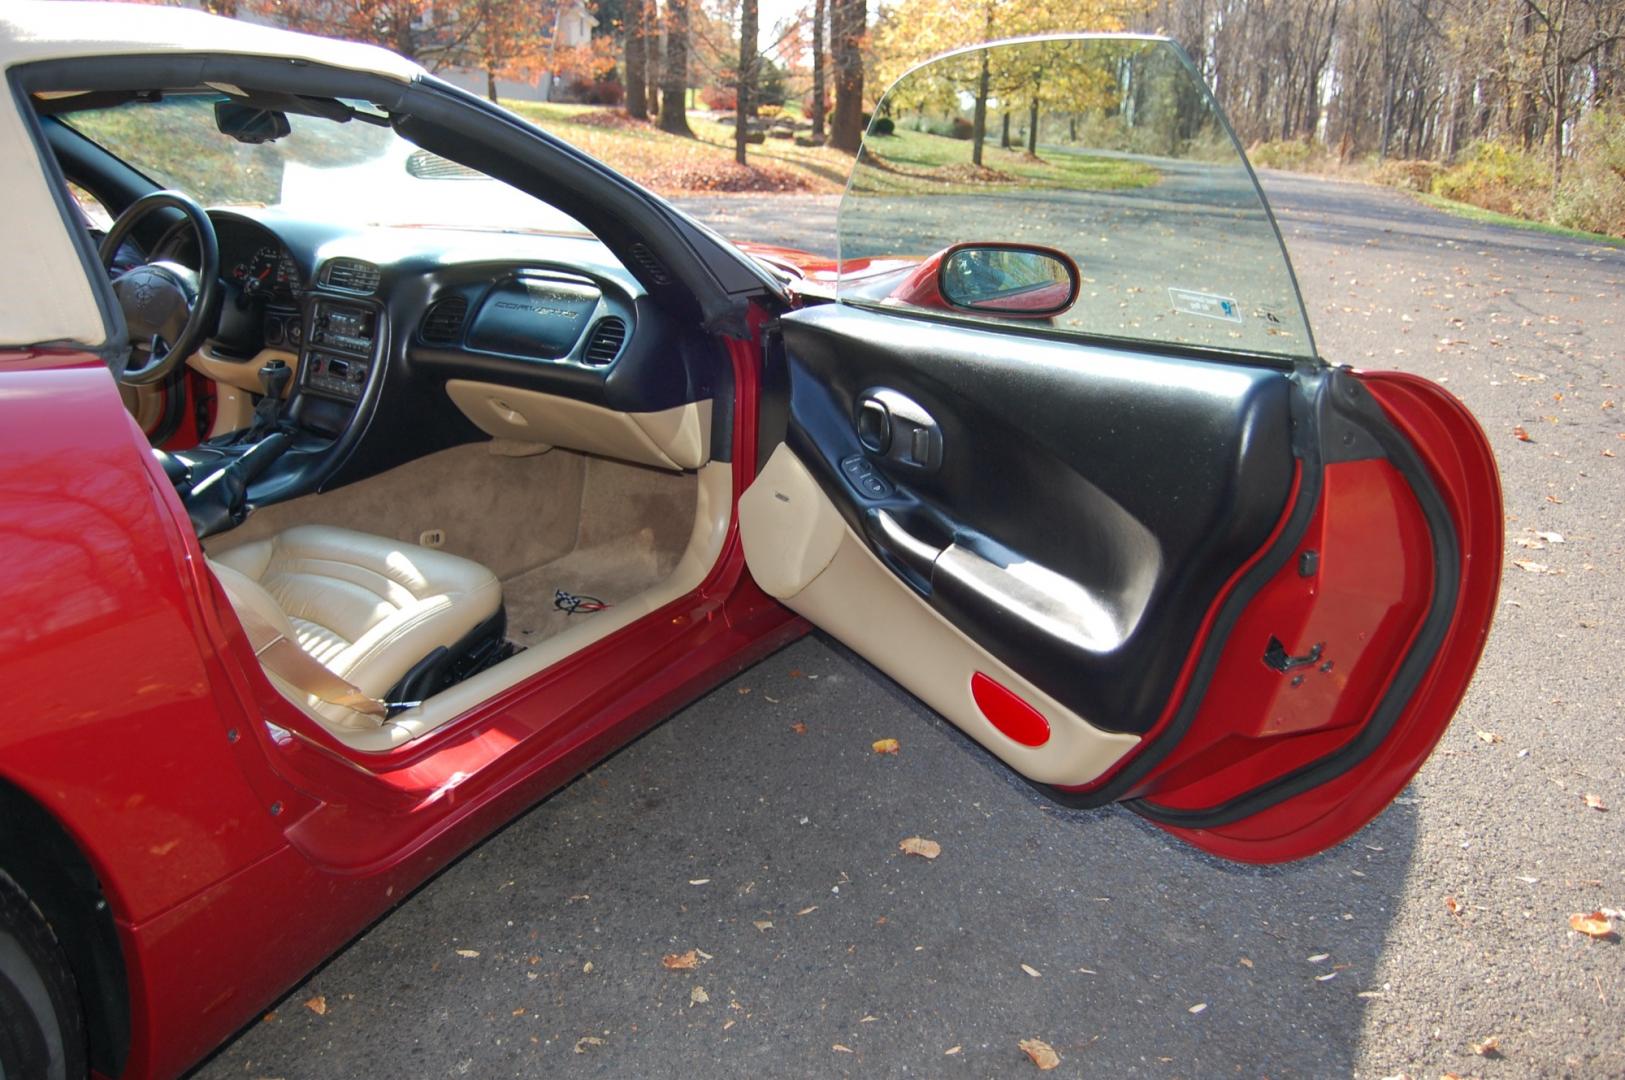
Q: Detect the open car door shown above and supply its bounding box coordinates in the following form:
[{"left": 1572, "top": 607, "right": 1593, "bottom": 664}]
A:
[{"left": 739, "top": 36, "right": 1501, "bottom": 864}]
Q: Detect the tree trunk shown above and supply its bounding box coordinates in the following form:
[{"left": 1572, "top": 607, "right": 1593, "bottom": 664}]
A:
[
  {"left": 646, "top": 0, "right": 663, "bottom": 123},
  {"left": 736, "top": 0, "right": 757, "bottom": 165},
  {"left": 625, "top": 0, "right": 647, "bottom": 120},
  {"left": 486, "top": 68, "right": 498, "bottom": 103},
  {"left": 999, "top": 111, "right": 1010, "bottom": 149},
  {"left": 830, "top": 0, "right": 866, "bottom": 153},
  {"left": 1026, "top": 94, "right": 1039, "bottom": 153},
  {"left": 659, "top": 0, "right": 692, "bottom": 136},
  {"left": 812, "top": 0, "right": 827, "bottom": 139},
  {"left": 968, "top": 47, "right": 981, "bottom": 164}
]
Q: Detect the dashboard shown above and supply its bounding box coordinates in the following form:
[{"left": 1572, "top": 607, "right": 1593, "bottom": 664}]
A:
[{"left": 154, "top": 208, "right": 718, "bottom": 502}]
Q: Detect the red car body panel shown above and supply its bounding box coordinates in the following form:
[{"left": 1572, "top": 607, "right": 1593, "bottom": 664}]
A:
[{"left": 1146, "top": 371, "right": 1503, "bottom": 862}]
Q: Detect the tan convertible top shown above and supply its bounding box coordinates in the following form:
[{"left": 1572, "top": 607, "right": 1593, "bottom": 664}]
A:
[{"left": 0, "top": 3, "right": 423, "bottom": 352}]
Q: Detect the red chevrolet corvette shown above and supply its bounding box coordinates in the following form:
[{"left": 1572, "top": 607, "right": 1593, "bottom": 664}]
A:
[{"left": 0, "top": 6, "right": 1500, "bottom": 1077}]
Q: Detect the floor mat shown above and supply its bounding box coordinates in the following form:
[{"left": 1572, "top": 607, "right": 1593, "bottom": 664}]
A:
[{"left": 502, "top": 531, "right": 682, "bottom": 647}]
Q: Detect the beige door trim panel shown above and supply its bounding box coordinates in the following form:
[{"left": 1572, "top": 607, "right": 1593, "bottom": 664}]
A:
[
  {"left": 444, "top": 379, "right": 711, "bottom": 472},
  {"left": 739, "top": 445, "right": 1141, "bottom": 788}
]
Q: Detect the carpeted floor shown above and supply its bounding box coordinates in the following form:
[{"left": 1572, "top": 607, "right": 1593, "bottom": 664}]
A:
[{"left": 210, "top": 440, "right": 699, "bottom": 649}]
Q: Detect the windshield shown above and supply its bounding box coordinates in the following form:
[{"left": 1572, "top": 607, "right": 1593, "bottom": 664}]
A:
[
  {"left": 62, "top": 94, "right": 591, "bottom": 236},
  {"left": 838, "top": 37, "right": 1315, "bottom": 361}
]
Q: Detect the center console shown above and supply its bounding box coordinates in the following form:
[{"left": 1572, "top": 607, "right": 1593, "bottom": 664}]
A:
[{"left": 302, "top": 298, "right": 379, "bottom": 401}]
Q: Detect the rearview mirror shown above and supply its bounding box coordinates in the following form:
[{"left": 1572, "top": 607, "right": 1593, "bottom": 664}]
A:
[
  {"left": 937, "top": 244, "right": 1080, "bottom": 318},
  {"left": 214, "top": 101, "right": 291, "bottom": 145}
]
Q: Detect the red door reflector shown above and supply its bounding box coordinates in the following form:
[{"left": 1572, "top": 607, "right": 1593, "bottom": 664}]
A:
[{"left": 970, "top": 672, "right": 1051, "bottom": 747}]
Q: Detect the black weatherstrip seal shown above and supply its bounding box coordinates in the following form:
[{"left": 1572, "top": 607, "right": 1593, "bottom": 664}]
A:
[
  {"left": 1027, "top": 362, "right": 1397, "bottom": 808},
  {"left": 1128, "top": 370, "right": 1462, "bottom": 829}
]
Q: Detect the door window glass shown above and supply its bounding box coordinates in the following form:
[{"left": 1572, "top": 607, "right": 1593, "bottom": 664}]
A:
[{"left": 837, "top": 36, "right": 1316, "bottom": 360}]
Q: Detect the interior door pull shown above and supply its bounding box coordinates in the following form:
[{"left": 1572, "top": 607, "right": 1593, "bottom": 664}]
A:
[
  {"left": 865, "top": 508, "right": 942, "bottom": 582},
  {"left": 855, "top": 389, "right": 943, "bottom": 472}
]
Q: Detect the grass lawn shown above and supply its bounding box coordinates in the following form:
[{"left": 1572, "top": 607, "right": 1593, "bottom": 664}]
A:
[
  {"left": 503, "top": 101, "right": 857, "bottom": 194},
  {"left": 502, "top": 102, "right": 1159, "bottom": 197},
  {"left": 853, "top": 127, "right": 1159, "bottom": 195},
  {"left": 1413, "top": 192, "right": 1624, "bottom": 246}
]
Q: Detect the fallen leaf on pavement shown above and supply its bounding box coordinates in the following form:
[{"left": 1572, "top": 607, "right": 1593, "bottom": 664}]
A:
[
  {"left": 1513, "top": 425, "right": 1533, "bottom": 442},
  {"left": 872, "top": 738, "right": 900, "bottom": 755},
  {"left": 303, "top": 995, "right": 327, "bottom": 1016},
  {"left": 899, "top": 836, "right": 941, "bottom": 859},
  {"left": 1239, "top": 957, "right": 1254, "bottom": 968},
  {"left": 797, "top": 905, "right": 819, "bottom": 916},
  {"left": 1308, "top": 952, "right": 1330, "bottom": 962},
  {"left": 1019, "top": 1038, "right": 1061, "bottom": 1070},
  {"left": 1188, "top": 1002, "right": 1207, "bottom": 1013},
  {"left": 689, "top": 878, "right": 710, "bottom": 885},
  {"left": 753, "top": 920, "right": 773, "bottom": 931},
  {"left": 1535, "top": 531, "right": 1565, "bottom": 544},
  {"left": 1315, "top": 971, "right": 1337, "bottom": 981},
  {"left": 512, "top": 1007, "right": 526, "bottom": 1016},
  {"left": 455, "top": 949, "right": 480, "bottom": 958},
  {"left": 690, "top": 986, "right": 709, "bottom": 1006},
  {"left": 1445, "top": 895, "right": 1463, "bottom": 916},
  {"left": 582, "top": 961, "right": 593, "bottom": 973},
  {"left": 1475, "top": 729, "right": 1502, "bottom": 743},
  {"left": 790, "top": 721, "right": 807, "bottom": 734},
  {"left": 1470, "top": 1035, "right": 1502, "bottom": 1057},
  {"left": 574, "top": 1036, "right": 604, "bottom": 1054},
  {"left": 662, "top": 950, "right": 699, "bottom": 971},
  {"left": 945, "top": 1045, "right": 962, "bottom": 1055},
  {"left": 1512, "top": 560, "right": 1554, "bottom": 574},
  {"left": 832, "top": 1044, "right": 854, "bottom": 1053},
  {"left": 1021, "top": 963, "right": 1041, "bottom": 977},
  {"left": 1569, "top": 912, "right": 1616, "bottom": 938},
  {"left": 1584, "top": 793, "right": 1607, "bottom": 811}
]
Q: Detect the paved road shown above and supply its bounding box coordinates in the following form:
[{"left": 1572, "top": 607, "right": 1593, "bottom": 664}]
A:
[{"left": 196, "top": 176, "right": 1624, "bottom": 1079}]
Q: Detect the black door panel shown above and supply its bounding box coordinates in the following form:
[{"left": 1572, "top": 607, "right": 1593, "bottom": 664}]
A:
[{"left": 777, "top": 304, "right": 1296, "bottom": 736}]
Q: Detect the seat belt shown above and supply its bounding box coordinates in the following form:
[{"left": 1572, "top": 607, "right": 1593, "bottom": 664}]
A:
[{"left": 232, "top": 602, "right": 390, "bottom": 724}]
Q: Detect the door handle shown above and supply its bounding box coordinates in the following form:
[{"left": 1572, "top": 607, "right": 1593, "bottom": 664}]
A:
[
  {"left": 854, "top": 388, "right": 943, "bottom": 472},
  {"left": 864, "top": 508, "right": 944, "bottom": 582}
]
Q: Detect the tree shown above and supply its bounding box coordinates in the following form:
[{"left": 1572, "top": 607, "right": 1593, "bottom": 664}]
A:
[
  {"left": 871, "top": 0, "right": 1141, "bottom": 165},
  {"left": 830, "top": 0, "right": 865, "bottom": 152},
  {"left": 659, "top": 0, "right": 694, "bottom": 135},
  {"left": 625, "top": 0, "right": 648, "bottom": 118},
  {"left": 736, "top": 0, "right": 758, "bottom": 164},
  {"left": 812, "top": 0, "right": 827, "bottom": 139},
  {"left": 646, "top": 0, "right": 662, "bottom": 116}
]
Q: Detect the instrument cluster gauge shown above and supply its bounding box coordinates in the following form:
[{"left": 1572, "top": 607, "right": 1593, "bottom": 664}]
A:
[{"left": 235, "top": 245, "right": 301, "bottom": 298}]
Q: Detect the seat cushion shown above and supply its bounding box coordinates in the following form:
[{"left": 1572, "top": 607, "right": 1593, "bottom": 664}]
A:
[{"left": 212, "top": 525, "right": 502, "bottom": 703}]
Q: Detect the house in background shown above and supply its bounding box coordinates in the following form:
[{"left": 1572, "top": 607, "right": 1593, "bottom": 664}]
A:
[
  {"left": 210, "top": 0, "right": 602, "bottom": 104},
  {"left": 436, "top": 0, "right": 601, "bottom": 103}
]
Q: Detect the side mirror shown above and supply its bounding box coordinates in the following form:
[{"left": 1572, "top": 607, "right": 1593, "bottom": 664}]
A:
[
  {"left": 214, "top": 101, "right": 291, "bottom": 145},
  {"left": 937, "top": 243, "right": 1080, "bottom": 318}
]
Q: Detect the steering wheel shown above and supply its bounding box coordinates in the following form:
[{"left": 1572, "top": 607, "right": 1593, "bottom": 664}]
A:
[{"left": 98, "top": 190, "right": 221, "bottom": 387}]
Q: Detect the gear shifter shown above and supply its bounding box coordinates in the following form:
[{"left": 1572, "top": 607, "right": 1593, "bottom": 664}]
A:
[{"left": 249, "top": 358, "right": 291, "bottom": 437}]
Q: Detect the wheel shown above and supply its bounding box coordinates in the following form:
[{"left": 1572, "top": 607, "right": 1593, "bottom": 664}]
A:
[{"left": 0, "top": 870, "right": 87, "bottom": 1080}]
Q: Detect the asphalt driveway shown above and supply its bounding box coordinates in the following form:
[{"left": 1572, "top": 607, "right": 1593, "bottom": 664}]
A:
[{"left": 193, "top": 174, "right": 1624, "bottom": 1079}]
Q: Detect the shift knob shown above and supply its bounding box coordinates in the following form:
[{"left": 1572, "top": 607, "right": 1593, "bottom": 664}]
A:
[{"left": 259, "top": 358, "right": 291, "bottom": 400}]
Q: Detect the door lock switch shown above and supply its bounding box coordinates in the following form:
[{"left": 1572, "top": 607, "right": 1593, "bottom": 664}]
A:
[{"left": 841, "top": 454, "right": 892, "bottom": 499}]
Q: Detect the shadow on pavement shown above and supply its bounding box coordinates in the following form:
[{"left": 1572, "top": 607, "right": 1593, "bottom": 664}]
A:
[{"left": 196, "top": 634, "right": 1419, "bottom": 1079}]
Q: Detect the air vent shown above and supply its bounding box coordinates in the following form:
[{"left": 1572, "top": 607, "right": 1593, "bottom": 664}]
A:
[
  {"left": 627, "top": 243, "right": 671, "bottom": 285},
  {"left": 420, "top": 296, "right": 468, "bottom": 345},
  {"left": 322, "top": 258, "right": 381, "bottom": 295},
  {"left": 583, "top": 317, "right": 627, "bottom": 365}
]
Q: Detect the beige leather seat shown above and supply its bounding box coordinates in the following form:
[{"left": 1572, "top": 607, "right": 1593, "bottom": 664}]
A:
[{"left": 211, "top": 525, "right": 502, "bottom": 727}]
